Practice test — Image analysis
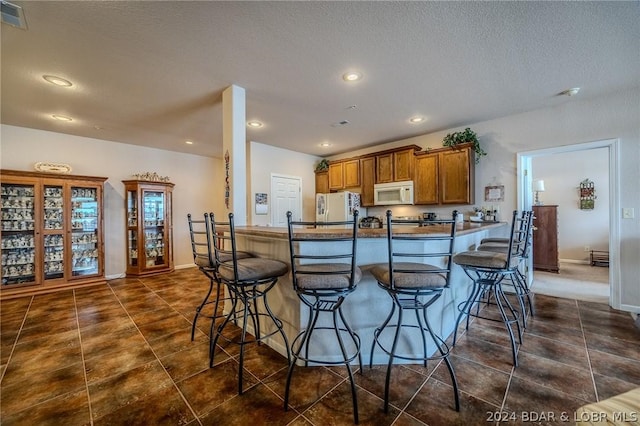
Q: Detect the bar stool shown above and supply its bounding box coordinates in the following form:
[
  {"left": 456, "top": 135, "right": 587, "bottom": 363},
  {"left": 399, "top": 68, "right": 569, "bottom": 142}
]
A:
[
  {"left": 285, "top": 210, "right": 362, "bottom": 424},
  {"left": 187, "top": 213, "right": 253, "bottom": 341},
  {"left": 452, "top": 210, "right": 526, "bottom": 367},
  {"left": 477, "top": 210, "right": 535, "bottom": 327},
  {"left": 369, "top": 210, "right": 460, "bottom": 413},
  {"left": 209, "top": 212, "right": 291, "bottom": 395}
]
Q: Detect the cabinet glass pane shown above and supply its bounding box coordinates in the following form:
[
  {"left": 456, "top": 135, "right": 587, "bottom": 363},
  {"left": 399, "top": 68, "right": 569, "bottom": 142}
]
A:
[
  {"left": 44, "top": 233, "right": 65, "bottom": 280},
  {"left": 44, "top": 185, "right": 65, "bottom": 280},
  {"left": 143, "top": 190, "right": 166, "bottom": 267},
  {"left": 1, "top": 184, "right": 36, "bottom": 285},
  {"left": 71, "top": 186, "right": 99, "bottom": 276},
  {"left": 127, "top": 190, "right": 138, "bottom": 267}
]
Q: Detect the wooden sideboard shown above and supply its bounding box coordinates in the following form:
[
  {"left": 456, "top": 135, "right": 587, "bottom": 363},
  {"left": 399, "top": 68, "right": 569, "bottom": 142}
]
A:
[{"left": 532, "top": 205, "right": 559, "bottom": 273}]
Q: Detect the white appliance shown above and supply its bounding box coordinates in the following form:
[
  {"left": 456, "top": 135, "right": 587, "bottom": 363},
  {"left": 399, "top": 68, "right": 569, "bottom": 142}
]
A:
[
  {"left": 374, "top": 181, "right": 414, "bottom": 206},
  {"left": 315, "top": 192, "right": 365, "bottom": 227}
]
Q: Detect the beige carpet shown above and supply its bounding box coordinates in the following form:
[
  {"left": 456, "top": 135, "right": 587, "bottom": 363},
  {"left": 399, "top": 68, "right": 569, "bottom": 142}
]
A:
[{"left": 532, "top": 261, "right": 609, "bottom": 303}]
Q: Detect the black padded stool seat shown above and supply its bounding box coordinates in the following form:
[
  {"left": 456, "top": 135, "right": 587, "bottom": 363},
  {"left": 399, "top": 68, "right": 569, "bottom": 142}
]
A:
[
  {"left": 295, "top": 263, "right": 362, "bottom": 290},
  {"left": 371, "top": 263, "right": 447, "bottom": 289},
  {"left": 479, "top": 237, "right": 509, "bottom": 244},
  {"left": 218, "top": 257, "right": 288, "bottom": 282},
  {"left": 285, "top": 210, "right": 362, "bottom": 424},
  {"left": 369, "top": 210, "right": 460, "bottom": 414},
  {"left": 453, "top": 250, "right": 519, "bottom": 269},
  {"left": 209, "top": 212, "right": 291, "bottom": 395}
]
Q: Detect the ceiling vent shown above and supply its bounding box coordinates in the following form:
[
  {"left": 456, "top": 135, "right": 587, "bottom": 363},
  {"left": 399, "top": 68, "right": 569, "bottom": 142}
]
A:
[{"left": 1, "top": 1, "right": 27, "bottom": 30}]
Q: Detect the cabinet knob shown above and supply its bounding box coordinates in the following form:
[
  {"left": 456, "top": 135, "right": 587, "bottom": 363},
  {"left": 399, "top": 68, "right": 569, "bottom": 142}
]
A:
[{"left": 532, "top": 226, "right": 538, "bottom": 231}]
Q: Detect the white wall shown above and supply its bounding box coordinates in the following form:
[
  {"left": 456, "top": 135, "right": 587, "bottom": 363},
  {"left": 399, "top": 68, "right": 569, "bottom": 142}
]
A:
[
  {"left": 0, "top": 125, "right": 223, "bottom": 277},
  {"left": 533, "top": 149, "right": 609, "bottom": 262},
  {"left": 330, "top": 88, "right": 640, "bottom": 311},
  {"left": 248, "top": 141, "right": 319, "bottom": 226}
]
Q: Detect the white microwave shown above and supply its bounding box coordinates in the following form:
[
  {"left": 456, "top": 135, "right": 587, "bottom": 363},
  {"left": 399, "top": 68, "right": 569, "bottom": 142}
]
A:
[{"left": 373, "top": 181, "right": 414, "bottom": 206}]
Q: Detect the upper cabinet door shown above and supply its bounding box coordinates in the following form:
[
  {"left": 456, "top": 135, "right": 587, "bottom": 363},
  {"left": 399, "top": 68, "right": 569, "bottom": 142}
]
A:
[
  {"left": 315, "top": 171, "right": 329, "bottom": 194},
  {"left": 414, "top": 154, "right": 439, "bottom": 205},
  {"left": 343, "top": 159, "right": 360, "bottom": 188},
  {"left": 360, "top": 157, "right": 375, "bottom": 206},
  {"left": 376, "top": 153, "right": 393, "bottom": 183},
  {"left": 328, "top": 162, "right": 344, "bottom": 190},
  {"left": 440, "top": 148, "right": 474, "bottom": 204},
  {"left": 393, "top": 149, "right": 414, "bottom": 182}
]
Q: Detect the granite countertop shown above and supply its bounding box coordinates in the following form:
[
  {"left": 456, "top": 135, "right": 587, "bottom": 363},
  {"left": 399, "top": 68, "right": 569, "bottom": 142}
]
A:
[{"left": 233, "top": 221, "right": 505, "bottom": 240}]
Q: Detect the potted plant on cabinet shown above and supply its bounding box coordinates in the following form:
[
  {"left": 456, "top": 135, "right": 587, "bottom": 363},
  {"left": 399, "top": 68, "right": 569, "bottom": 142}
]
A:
[
  {"left": 315, "top": 159, "right": 330, "bottom": 172},
  {"left": 442, "top": 127, "right": 486, "bottom": 163}
]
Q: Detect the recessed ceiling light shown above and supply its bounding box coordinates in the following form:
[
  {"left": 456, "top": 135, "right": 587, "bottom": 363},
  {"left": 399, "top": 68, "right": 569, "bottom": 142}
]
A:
[
  {"left": 247, "top": 121, "right": 263, "bottom": 128},
  {"left": 185, "top": 140, "right": 194, "bottom": 145},
  {"left": 342, "top": 71, "right": 362, "bottom": 82},
  {"left": 559, "top": 87, "right": 580, "bottom": 97},
  {"left": 51, "top": 114, "right": 72, "bottom": 122},
  {"left": 43, "top": 75, "right": 73, "bottom": 87},
  {"left": 320, "top": 142, "right": 332, "bottom": 147},
  {"left": 409, "top": 116, "right": 425, "bottom": 124}
]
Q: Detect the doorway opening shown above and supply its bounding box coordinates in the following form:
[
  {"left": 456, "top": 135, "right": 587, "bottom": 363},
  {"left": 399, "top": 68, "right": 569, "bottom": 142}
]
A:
[{"left": 517, "top": 139, "right": 620, "bottom": 308}]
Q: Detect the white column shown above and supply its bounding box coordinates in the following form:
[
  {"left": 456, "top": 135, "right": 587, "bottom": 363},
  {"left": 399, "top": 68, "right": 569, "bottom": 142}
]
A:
[{"left": 222, "top": 85, "right": 247, "bottom": 225}]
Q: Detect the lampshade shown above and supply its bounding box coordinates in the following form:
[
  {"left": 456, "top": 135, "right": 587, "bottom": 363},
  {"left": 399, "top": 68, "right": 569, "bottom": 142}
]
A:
[{"left": 534, "top": 180, "right": 545, "bottom": 192}]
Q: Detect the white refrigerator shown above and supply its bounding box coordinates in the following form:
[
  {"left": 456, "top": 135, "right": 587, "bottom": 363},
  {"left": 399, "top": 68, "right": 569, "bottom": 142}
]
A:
[{"left": 315, "top": 192, "right": 365, "bottom": 227}]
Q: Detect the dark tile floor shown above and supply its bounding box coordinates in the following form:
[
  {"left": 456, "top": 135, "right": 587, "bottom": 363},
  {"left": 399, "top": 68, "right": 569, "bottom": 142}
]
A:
[{"left": 1, "top": 268, "right": 639, "bottom": 425}]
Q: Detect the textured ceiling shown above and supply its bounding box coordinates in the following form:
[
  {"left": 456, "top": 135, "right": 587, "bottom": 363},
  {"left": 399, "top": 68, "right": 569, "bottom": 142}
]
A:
[{"left": 1, "top": 1, "right": 639, "bottom": 158}]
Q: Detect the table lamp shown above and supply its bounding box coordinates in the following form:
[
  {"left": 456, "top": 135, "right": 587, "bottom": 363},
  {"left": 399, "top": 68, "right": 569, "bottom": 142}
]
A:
[{"left": 534, "top": 180, "right": 545, "bottom": 205}]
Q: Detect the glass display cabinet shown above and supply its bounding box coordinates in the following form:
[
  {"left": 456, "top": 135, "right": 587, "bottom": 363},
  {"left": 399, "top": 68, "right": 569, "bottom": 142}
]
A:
[
  {"left": 123, "top": 180, "right": 174, "bottom": 276},
  {"left": 1, "top": 170, "right": 106, "bottom": 298}
]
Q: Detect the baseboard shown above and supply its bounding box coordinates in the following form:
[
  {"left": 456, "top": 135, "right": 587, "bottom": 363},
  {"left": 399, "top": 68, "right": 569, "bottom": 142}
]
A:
[
  {"left": 559, "top": 258, "right": 590, "bottom": 265},
  {"left": 175, "top": 263, "right": 197, "bottom": 270}
]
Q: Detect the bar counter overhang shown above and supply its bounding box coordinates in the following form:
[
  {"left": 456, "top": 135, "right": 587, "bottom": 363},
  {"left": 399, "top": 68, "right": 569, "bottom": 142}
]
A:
[{"left": 227, "top": 221, "right": 507, "bottom": 365}]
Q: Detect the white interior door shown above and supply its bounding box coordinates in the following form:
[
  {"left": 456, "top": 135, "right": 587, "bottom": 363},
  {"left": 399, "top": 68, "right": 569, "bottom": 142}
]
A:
[{"left": 271, "top": 174, "right": 302, "bottom": 226}]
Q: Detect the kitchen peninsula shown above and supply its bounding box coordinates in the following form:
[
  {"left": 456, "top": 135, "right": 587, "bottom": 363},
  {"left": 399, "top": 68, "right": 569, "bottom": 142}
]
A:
[{"left": 228, "top": 221, "right": 506, "bottom": 365}]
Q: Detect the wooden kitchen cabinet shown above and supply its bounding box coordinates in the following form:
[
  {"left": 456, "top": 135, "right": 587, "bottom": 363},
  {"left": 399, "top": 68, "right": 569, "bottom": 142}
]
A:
[
  {"left": 376, "top": 153, "right": 393, "bottom": 183},
  {"left": 1, "top": 170, "right": 107, "bottom": 298},
  {"left": 532, "top": 205, "right": 559, "bottom": 273},
  {"left": 328, "top": 162, "right": 344, "bottom": 190},
  {"left": 327, "top": 159, "right": 360, "bottom": 191},
  {"left": 393, "top": 148, "right": 414, "bottom": 181},
  {"left": 414, "top": 153, "right": 439, "bottom": 204},
  {"left": 376, "top": 145, "right": 420, "bottom": 183},
  {"left": 315, "top": 171, "right": 329, "bottom": 194},
  {"left": 343, "top": 159, "right": 360, "bottom": 188},
  {"left": 440, "top": 146, "right": 474, "bottom": 204},
  {"left": 123, "top": 180, "right": 174, "bottom": 277},
  {"left": 414, "top": 144, "right": 475, "bottom": 205},
  {"left": 360, "top": 157, "right": 375, "bottom": 206}
]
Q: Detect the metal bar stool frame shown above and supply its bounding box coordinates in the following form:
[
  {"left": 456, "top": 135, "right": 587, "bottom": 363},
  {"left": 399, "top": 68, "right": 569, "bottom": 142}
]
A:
[
  {"left": 209, "top": 212, "right": 291, "bottom": 395},
  {"left": 187, "top": 213, "right": 235, "bottom": 342},
  {"left": 453, "top": 210, "right": 527, "bottom": 367},
  {"left": 369, "top": 210, "right": 460, "bottom": 413},
  {"left": 285, "top": 210, "right": 363, "bottom": 424},
  {"left": 478, "top": 210, "right": 535, "bottom": 327}
]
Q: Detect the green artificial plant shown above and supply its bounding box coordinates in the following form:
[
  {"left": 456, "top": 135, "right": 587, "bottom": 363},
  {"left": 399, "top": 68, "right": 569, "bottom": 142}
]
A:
[
  {"left": 442, "top": 127, "right": 486, "bottom": 164},
  {"left": 315, "top": 159, "right": 330, "bottom": 172}
]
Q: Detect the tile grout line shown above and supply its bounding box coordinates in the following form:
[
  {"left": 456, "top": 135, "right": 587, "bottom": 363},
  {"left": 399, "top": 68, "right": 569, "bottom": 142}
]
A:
[
  {"left": 72, "top": 289, "right": 95, "bottom": 426},
  {"left": 106, "top": 278, "right": 205, "bottom": 426},
  {"left": 576, "top": 299, "right": 599, "bottom": 402},
  {"left": 0, "top": 296, "right": 34, "bottom": 385}
]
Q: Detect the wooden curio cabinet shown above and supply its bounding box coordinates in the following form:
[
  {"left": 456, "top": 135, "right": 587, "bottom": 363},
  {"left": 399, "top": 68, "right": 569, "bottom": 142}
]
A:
[
  {"left": 1, "top": 170, "right": 106, "bottom": 298},
  {"left": 123, "top": 180, "right": 174, "bottom": 276}
]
